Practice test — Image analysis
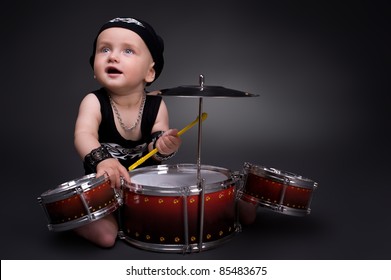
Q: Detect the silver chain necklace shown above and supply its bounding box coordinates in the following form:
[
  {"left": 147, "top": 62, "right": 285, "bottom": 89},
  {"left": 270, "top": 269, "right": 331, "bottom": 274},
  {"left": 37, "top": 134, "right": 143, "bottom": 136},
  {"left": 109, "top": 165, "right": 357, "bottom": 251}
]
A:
[{"left": 109, "top": 94, "right": 146, "bottom": 132}]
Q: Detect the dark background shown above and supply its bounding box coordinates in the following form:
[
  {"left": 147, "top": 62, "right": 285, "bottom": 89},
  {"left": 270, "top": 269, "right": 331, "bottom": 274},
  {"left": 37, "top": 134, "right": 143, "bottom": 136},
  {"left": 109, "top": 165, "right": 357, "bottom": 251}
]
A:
[{"left": 1, "top": 0, "right": 390, "bottom": 260}]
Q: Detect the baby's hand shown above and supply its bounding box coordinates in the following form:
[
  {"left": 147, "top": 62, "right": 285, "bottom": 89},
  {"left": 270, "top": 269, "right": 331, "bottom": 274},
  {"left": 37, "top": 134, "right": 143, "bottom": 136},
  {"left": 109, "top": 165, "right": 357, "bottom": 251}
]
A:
[
  {"left": 156, "top": 129, "right": 182, "bottom": 155},
  {"left": 96, "top": 158, "right": 130, "bottom": 189}
]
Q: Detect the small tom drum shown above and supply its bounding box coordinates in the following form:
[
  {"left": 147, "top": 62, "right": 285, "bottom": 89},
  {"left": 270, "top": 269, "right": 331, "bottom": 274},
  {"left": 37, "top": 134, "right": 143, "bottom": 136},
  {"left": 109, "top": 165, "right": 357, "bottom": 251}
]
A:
[
  {"left": 119, "top": 164, "right": 239, "bottom": 253},
  {"left": 37, "top": 174, "right": 122, "bottom": 231},
  {"left": 240, "top": 162, "right": 318, "bottom": 216}
]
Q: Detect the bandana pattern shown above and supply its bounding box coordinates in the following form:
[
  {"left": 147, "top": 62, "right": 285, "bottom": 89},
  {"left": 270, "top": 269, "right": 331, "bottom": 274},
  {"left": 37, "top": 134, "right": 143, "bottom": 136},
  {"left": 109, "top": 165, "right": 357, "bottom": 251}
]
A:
[{"left": 109, "top": 17, "right": 144, "bottom": 28}]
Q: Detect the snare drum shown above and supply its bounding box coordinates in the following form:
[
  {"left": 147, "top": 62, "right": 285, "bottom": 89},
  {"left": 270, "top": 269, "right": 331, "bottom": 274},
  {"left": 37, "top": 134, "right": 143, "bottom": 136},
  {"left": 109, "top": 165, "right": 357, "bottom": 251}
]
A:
[
  {"left": 119, "top": 164, "right": 239, "bottom": 253},
  {"left": 37, "top": 174, "right": 122, "bottom": 231},
  {"left": 240, "top": 162, "right": 318, "bottom": 216}
]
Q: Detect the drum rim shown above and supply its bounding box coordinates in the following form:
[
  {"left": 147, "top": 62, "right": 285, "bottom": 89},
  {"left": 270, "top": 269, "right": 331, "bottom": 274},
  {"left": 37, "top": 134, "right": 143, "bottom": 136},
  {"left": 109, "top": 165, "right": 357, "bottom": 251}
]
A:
[
  {"left": 244, "top": 162, "right": 317, "bottom": 189},
  {"left": 118, "top": 228, "right": 239, "bottom": 253},
  {"left": 38, "top": 173, "right": 108, "bottom": 202},
  {"left": 125, "top": 163, "right": 235, "bottom": 195},
  {"left": 46, "top": 201, "right": 119, "bottom": 232}
]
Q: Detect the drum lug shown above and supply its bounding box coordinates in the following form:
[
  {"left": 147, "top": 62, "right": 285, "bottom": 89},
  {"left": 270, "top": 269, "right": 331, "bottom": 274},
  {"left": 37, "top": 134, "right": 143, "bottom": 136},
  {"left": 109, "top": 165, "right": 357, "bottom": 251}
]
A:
[
  {"left": 235, "top": 223, "right": 242, "bottom": 233},
  {"left": 232, "top": 170, "right": 244, "bottom": 193},
  {"left": 37, "top": 196, "right": 53, "bottom": 230},
  {"left": 232, "top": 170, "right": 242, "bottom": 181},
  {"left": 243, "top": 162, "right": 251, "bottom": 171},
  {"left": 75, "top": 186, "right": 83, "bottom": 195},
  {"left": 115, "top": 189, "right": 123, "bottom": 206},
  {"left": 180, "top": 186, "right": 191, "bottom": 196},
  {"left": 75, "top": 186, "right": 93, "bottom": 219},
  {"left": 276, "top": 205, "right": 285, "bottom": 213},
  {"left": 182, "top": 245, "right": 193, "bottom": 254}
]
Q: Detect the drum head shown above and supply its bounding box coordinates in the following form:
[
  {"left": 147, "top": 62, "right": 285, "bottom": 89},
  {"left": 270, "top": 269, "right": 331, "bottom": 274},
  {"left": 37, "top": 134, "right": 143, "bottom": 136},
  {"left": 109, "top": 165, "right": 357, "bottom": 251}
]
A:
[{"left": 126, "top": 164, "right": 234, "bottom": 195}]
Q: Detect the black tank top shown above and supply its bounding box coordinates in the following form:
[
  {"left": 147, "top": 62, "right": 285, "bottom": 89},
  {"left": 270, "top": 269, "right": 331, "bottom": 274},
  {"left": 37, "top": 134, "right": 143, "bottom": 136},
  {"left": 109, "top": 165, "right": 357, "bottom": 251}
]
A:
[{"left": 83, "top": 87, "right": 162, "bottom": 174}]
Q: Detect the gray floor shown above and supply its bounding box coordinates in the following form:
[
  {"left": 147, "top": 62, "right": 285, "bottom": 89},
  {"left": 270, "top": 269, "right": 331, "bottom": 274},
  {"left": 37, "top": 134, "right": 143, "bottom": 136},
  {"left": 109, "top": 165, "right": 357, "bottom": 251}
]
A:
[{"left": 3, "top": 141, "right": 390, "bottom": 260}]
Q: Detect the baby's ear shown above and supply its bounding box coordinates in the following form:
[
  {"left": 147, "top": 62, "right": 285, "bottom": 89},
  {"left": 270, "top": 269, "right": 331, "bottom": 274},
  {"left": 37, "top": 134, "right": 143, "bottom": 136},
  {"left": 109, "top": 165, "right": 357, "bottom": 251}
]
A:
[{"left": 145, "top": 62, "right": 156, "bottom": 83}]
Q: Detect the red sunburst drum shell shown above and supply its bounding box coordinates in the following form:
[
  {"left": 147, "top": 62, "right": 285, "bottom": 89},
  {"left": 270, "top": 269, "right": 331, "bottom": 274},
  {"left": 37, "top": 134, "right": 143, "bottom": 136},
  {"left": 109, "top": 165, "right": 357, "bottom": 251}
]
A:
[
  {"left": 38, "top": 174, "right": 120, "bottom": 231},
  {"left": 240, "top": 163, "right": 318, "bottom": 216},
  {"left": 120, "top": 164, "right": 238, "bottom": 249}
]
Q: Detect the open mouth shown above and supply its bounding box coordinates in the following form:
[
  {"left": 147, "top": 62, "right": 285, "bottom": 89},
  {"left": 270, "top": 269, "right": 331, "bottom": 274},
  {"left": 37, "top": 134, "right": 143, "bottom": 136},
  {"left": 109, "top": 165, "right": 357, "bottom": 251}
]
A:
[{"left": 106, "top": 66, "right": 122, "bottom": 74}]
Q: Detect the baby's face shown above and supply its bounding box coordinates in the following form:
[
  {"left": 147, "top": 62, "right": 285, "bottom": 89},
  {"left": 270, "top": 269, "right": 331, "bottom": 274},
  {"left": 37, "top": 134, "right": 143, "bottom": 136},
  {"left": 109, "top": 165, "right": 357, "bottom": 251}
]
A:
[{"left": 93, "top": 27, "right": 155, "bottom": 91}]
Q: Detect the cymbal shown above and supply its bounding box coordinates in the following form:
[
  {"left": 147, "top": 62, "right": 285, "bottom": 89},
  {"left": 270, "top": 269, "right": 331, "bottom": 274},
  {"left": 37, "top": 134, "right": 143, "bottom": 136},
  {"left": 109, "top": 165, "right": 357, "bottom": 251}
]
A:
[{"left": 159, "top": 85, "right": 259, "bottom": 98}]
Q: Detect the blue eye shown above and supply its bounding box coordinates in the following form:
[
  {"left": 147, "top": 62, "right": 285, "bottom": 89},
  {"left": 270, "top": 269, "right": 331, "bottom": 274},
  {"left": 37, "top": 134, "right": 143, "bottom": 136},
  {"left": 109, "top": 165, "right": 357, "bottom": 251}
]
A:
[
  {"left": 101, "top": 47, "right": 110, "bottom": 53},
  {"left": 124, "top": 49, "right": 134, "bottom": 55}
]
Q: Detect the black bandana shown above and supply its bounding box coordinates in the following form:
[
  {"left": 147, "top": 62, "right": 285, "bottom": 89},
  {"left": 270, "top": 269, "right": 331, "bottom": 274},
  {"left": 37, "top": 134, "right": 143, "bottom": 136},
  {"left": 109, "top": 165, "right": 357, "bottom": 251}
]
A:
[{"left": 90, "top": 17, "right": 164, "bottom": 85}]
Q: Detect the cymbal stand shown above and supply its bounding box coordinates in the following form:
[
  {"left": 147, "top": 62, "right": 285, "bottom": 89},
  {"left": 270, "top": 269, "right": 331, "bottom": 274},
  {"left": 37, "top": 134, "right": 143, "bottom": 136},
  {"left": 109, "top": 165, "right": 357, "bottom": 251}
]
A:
[{"left": 197, "top": 74, "right": 205, "bottom": 251}]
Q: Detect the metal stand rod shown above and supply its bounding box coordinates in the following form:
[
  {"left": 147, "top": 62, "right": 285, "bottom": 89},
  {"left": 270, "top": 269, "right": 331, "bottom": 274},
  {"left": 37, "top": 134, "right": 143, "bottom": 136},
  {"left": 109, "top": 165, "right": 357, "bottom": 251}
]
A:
[
  {"left": 197, "top": 97, "right": 203, "bottom": 177},
  {"left": 182, "top": 187, "right": 190, "bottom": 253},
  {"left": 197, "top": 74, "right": 205, "bottom": 251}
]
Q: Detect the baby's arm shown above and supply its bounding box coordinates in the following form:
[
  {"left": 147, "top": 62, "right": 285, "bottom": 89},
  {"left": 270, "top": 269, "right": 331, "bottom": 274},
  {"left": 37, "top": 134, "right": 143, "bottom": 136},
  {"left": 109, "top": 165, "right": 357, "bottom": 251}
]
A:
[
  {"left": 74, "top": 93, "right": 130, "bottom": 187},
  {"left": 149, "top": 100, "right": 182, "bottom": 160}
]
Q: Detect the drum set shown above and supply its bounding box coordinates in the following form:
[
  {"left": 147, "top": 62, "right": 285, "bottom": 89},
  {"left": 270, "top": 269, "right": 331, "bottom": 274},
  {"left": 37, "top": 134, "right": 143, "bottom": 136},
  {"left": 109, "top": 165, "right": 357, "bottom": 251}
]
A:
[{"left": 37, "top": 75, "right": 318, "bottom": 253}]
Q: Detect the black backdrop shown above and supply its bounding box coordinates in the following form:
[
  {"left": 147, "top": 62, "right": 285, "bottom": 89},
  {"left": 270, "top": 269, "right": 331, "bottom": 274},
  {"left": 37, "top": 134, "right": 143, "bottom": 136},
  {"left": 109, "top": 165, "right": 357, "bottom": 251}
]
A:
[{"left": 1, "top": 0, "right": 390, "bottom": 260}]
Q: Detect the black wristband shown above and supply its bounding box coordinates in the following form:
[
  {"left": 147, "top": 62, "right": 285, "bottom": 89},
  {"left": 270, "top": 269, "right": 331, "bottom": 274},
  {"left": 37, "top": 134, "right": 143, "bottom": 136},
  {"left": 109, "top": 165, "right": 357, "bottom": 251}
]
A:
[
  {"left": 150, "top": 131, "right": 176, "bottom": 161},
  {"left": 84, "top": 146, "right": 113, "bottom": 172},
  {"left": 151, "top": 131, "right": 164, "bottom": 149}
]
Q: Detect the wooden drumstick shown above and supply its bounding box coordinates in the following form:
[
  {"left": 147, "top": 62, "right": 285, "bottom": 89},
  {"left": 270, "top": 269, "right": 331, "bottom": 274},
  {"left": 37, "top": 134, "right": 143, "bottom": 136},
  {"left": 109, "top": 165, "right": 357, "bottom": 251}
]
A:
[{"left": 128, "top": 112, "right": 208, "bottom": 171}]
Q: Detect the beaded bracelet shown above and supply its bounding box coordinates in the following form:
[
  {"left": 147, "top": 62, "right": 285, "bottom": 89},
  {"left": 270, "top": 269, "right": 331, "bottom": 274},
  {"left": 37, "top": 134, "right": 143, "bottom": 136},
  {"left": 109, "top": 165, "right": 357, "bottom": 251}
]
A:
[{"left": 155, "top": 150, "right": 177, "bottom": 161}]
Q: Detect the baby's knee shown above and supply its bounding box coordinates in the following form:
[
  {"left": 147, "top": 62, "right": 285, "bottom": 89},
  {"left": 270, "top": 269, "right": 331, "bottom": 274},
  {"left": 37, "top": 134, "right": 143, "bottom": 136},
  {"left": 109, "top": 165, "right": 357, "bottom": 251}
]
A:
[
  {"left": 97, "top": 232, "right": 117, "bottom": 248},
  {"left": 238, "top": 199, "right": 258, "bottom": 226}
]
